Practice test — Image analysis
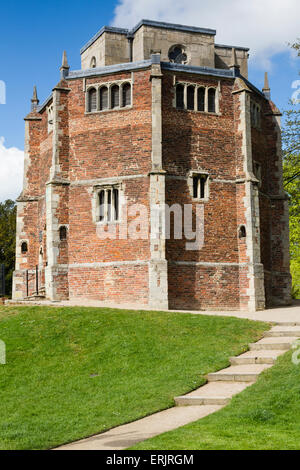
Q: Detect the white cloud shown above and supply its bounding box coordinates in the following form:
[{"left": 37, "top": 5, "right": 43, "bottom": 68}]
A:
[
  {"left": 111, "top": 0, "right": 300, "bottom": 68},
  {"left": 0, "top": 137, "right": 23, "bottom": 203}
]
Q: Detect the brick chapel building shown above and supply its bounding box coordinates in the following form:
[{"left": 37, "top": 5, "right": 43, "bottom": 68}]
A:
[{"left": 12, "top": 20, "right": 291, "bottom": 311}]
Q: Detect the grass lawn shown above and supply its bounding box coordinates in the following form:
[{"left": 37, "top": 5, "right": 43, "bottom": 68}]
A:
[
  {"left": 0, "top": 305, "right": 267, "bottom": 450},
  {"left": 131, "top": 350, "right": 300, "bottom": 450}
]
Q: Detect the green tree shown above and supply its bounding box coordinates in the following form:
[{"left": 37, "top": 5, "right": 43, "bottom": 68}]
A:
[
  {"left": 0, "top": 200, "right": 16, "bottom": 297},
  {"left": 282, "top": 38, "right": 300, "bottom": 298}
]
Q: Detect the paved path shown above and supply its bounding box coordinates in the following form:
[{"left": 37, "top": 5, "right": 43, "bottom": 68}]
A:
[{"left": 55, "top": 311, "right": 300, "bottom": 450}]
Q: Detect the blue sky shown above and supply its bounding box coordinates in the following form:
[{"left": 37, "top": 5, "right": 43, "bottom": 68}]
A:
[{"left": 0, "top": 0, "right": 299, "bottom": 201}]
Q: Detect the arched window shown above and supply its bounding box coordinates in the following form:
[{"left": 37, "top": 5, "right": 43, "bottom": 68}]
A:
[
  {"left": 59, "top": 226, "right": 67, "bottom": 241},
  {"left": 90, "top": 56, "right": 96, "bottom": 68},
  {"left": 176, "top": 84, "right": 184, "bottom": 109},
  {"left": 238, "top": 225, "right": 246, "bottom": 239},
  {"left": 111, "top": 85, "right": 119, "bottom": 109},
  {"left": 187, "top": 86, "right": 195, "bottom": 110},
  {"left": 100, "top": 86, "right": 108, "bottom": 110},
  {"left": 88, "top": 88, "right": 97, "bottom": 112},
  {"left": 21, "top": 242, "right": 28, "bottom": 254},
  {"left": 208, "top": 89, "right": 216, "bottom": 113},
  {"left": 122, "top": 83, "right": 131, "bottom": 107},
  {"left": 197, "top": 88, "right": 205, "bottom": 112}
]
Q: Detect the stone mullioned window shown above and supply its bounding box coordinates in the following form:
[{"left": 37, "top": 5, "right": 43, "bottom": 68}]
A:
[
  {"left": 86, "top": 80, "right": 132, "bottom": 113},
  {"left": 92, "top": 185, "right": 121, "bottom": 224},
  {"left": 174, "top": 82, "right": 219, "bottom": 114}
]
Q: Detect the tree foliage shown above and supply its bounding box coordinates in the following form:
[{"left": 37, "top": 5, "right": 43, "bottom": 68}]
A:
[
  {"left": 0, "top": 200, "right": 16, "bottom": 296},
  {"left": 282, "top": 39, "right": 300, "bottom": 298}
]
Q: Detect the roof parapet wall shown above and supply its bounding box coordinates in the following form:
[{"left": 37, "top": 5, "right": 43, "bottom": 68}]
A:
[{"left": 80, "top": 19, "right": 217, "bottom": 55}]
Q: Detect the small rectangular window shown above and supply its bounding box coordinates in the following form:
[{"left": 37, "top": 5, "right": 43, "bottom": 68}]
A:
[
  {"left": 253, "top": 162, "right": 262, "bottom": 187},
  {"left": 192, "top": 175, "right": 208, "bottom": 199},
  {"left": 97, "top": 187, "right": 120, "bottom": 223}
]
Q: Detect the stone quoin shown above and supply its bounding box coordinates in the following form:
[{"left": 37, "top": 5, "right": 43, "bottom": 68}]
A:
[{"left": 12, "top": 19, "right": 291, "bottom": 311}]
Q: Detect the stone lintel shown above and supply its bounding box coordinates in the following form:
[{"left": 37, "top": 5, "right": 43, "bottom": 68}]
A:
[
  {"left": 46, "top": 179, "right": 70, "bottom": 186},
  {"left": 16, "top": 195, "right": 40, "bottom": 202},
  {"left": 24, "top": 113, "right": 42, "bottom": 121},
  {"left": 148, "top": 169, "right": 166, "bottom": 176},
  {"left": 52, "top": 85, "right": 71, "bottom": 93}
]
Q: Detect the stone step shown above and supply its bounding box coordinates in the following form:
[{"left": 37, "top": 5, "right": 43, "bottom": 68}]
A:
[
  {"left": 174, "top": 381, "right": 250, "bottom": 406},
  {"left": 230, "top": 349, "right": 284, "bottom": 365},
  {"left": 24, "top": 295, "right": 46, "bottom": 301},
  {"left": 275, "top": 322, "right": 300, "bottom": 327},
  {"left": 206, "top": 364, "right": 272, "bottom": 382},
  {"left": 265, "top": 326, "right": 300, "bottom": 337},
  {"left": 175, "top": 396, "right": 230, "bottom": 406},
  {"left": 249, "top": 336, "right": 298, "bottom": 351}
]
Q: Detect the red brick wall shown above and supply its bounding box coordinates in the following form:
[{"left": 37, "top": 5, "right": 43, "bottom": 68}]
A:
[{"left": 162, "top": 72, "right": 240, "bottom": 309}]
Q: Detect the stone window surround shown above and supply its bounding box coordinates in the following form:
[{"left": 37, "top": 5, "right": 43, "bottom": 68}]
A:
[
  {"left": 47, "top": 104, "right": 54, "bottom": 133},
  {"left": 173, "top": 81, "right": 220, "bottom": 114},
  {"left": 92, "top": 182, "right": 123, "bottom": 224},
  {"left": 85, "top": 79, "right": 133, "bottom": 114},
  {"left": 187, "top": 170, "right": 210, "bottom": 202},
  {"left": 253, "top": 160, "right": 262, "bottom": 188}
]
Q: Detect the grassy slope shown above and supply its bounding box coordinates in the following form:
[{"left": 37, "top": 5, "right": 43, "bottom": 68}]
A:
[
  {"left": 132, "top": 350, "right": 300, "bottom": 450},
  {"left": 0, "top": 306, "right": 267, "bottom": 450}
]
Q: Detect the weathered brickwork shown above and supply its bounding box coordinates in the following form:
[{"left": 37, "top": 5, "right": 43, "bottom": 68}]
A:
[{"left": 12, "top": 20, "right": 291, "bottom": 310}]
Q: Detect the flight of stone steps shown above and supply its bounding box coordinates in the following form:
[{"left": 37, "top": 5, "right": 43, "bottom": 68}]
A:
[{"left": 175, "top": 323, "right": 300, "bottom": 407}]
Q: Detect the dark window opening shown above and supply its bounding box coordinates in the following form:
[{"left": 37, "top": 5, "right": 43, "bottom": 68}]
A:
[
  {"left": 122, "top": 83, "right": 131, "bottom": 107},
  {"left": 208, "top": 89, "right": 216, "bottom": 113},
  {"left": 111, "top": 85, "right": 119, "bottom": 109},
  {"left": 169, "top": 45, "right": 187, "bottom": 64},
  {"left": 239, "top": 225, "right": 247, "bottom": 239},
  {"left": 176, "top": 84, "right": 184, "bottom": 109},
  {"left": 90, "top": 57, "right": 96, "bottom": 68},
  {"left": 113, "top": 188, "right": 119, "bottom": 220},
  {"left": 253, "top": 162, "right": 262, "bottom": 188},
  {"left": 107, "top": 190, "right": 112, "bottom": 222},
  {"left": 187, "top": 86, "right": 195, "bottom": 110},
  {"left": 88, "top": 88, "right": 97, "bottom": 112},
  {"left": 21, "top": 242, "right": 28, "bottom": 254},
  {"left": 59, "top": 226, "right": 67, "bottom": 241},
  {"left": 100, "top": 87, "right": 108, "bottom": 110},
  {"left": 197, "top": 88, "right": 205, "bottom": 112},
  {"left": 99, "top": 190, "right": 105, "bottom": 222},
  {"left": 193, "top": 175, "right": 208, "bottom": 199}
]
